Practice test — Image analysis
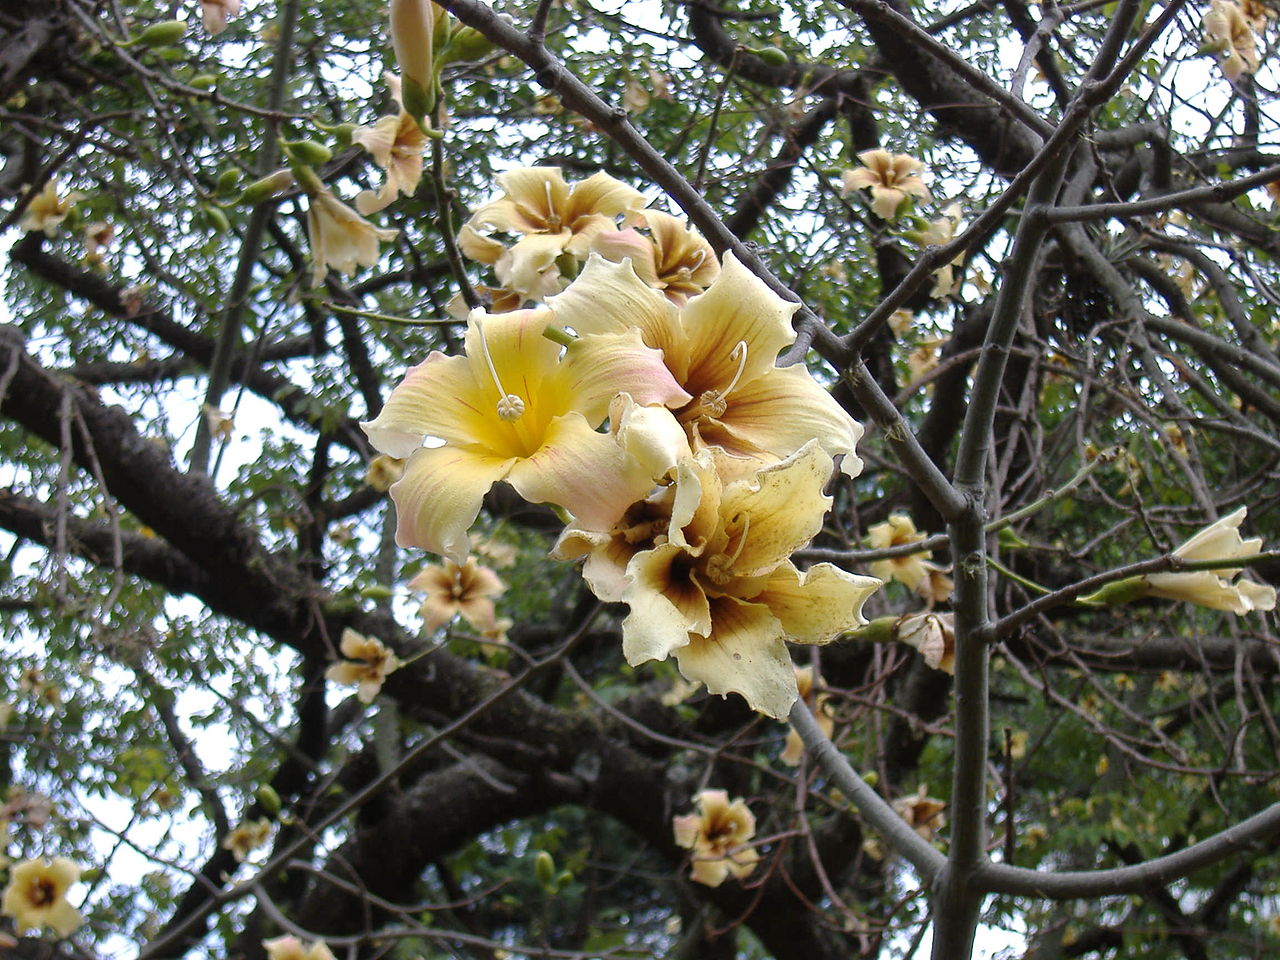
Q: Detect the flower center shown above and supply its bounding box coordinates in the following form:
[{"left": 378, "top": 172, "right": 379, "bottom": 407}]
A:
[
  {"left": 543, "top": 181, "right": 562, "bottom": 231},
  {"left": 680, "top": 340, "right": 748, "bottom": 424},
  {"left": 704, "top": 514, "right": 750, "bottom": 585},
  {"left": 474, "top": 317, "right": 525, "bottom": 422},
  {"left": 30, "top": 878, "right": 56, "bottom": 907}
]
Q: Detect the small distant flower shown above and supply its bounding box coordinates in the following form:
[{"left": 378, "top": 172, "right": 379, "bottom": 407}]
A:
[
  {"left": 83, "top": 221, "right": 113, "bottom": 267},
  {"left": 199, "top": 0, "right": 241, "bottom": 34},
  {"left": 1265, "top": 180, "right": 1280, "bottom": 207},
  {"left": 410, "top": 557, "right": 506, "bottom": 632},
  {"left": 780, "top": 666, "right": 833, "bottom": 766},
  {"left": 896, "top": 612, "right": 955, "bottom": 674},
  {"left": 264, "top": 936, "right": 338, "bottom": 960},
  {"left": 305, "top": 186, "right": 398, "bottom": 286},
  {"left": 672, "top": 790, "right": 759, "bottom": 887},
  {"left": 20, "top": 181, "right": 84, "bottom": 237},
  {"left": 1, "top": 857, "right": 83, "bottom": 936},
  {"left": 888, "top": 309, "right": 915, "bottom": 337},
  {"left": 221, "top": 818, "right": 271, "bottom": 863},
  {"left": 907, "top": 338, "right": 946, "bottom": 383},
  {"left": 473, "top": 535, "right": 518, "bottom": 569},
  {"left": 478, "top": 616, "right": 513, "bottom": 647},
  {"left": 365, "top": 454, "right": 406, "bottom": 492},
  {"left": 326, "top": 628, "right": 402, "bottom": 703},
  {"left": 203, "top": 404, "right": 235, "bottom": 442},
  {"left": 841, "top": 149, "right": 931, "bottom": 220},
  {"left": 867, "top": 515, "right": 932, "bottom": 591},
  {"left": 893, "top": 785, "right": 946, "bottom": 841},
  {"left": 1204, "top": 0, "right": 1260, "bottom": 82},
  {"left": 915, "top": 562, "right": 954, "bottom": 606},
  {"left": 352, "top": 75, "right": 429, "bottom": 215}
]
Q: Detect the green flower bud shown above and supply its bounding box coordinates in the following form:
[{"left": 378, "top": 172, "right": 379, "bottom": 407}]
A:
[
  {"left": 997, "top": 527, "right": 1031, "bottom": 550},
  {"left": 255, "top": 784, "right": 282, "bottom": 816},
  {"left": 440, "top": 25, "right": 497, "bottom": 65},
  {"left": 214, "top": 168, "right": 241, "bottom": 195},
  {"left": 189, "top": 74, "right": 218, "bottom": 90},
  {"left": 534, "top": 850, "right": 555, "bottom": 889},
  {"left": 359, "top": 584, "right": 395, "bottom": 600},
  {"left": 200, "top": 204, "right": 230, "bottom": 233},
  {"left": 282, "top": 139, "right": 333, "bottom": 166},
  {"left": 131, "top": 20, "right": 188, "bottom": 48},
  {"left": 751, "top": 46, "right": 789, "bottom": 66},
  {"left": 1078, "top": 576, "right": 1151, "bottom": 608},
  {"left": 845, "top": 616, "right": 897, "bottom": 644},
  {"left": 238, "top": 169, "right": 295, "bottom": 204}
]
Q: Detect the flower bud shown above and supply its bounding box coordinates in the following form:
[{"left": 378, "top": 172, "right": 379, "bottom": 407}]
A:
[
  {"left": 239, "top": 169, "right": 295, "bottom": 204},
  {"left": 199, "top": 204, "right": 230, "bottom": 233},
  {"left": 283, "top": 139, "right": 333, "bottom": 166},
  {"left": 391, "top": 0, "right": 444, "bottom": 121},
  {"left": 439, "top": 25, "right": 496, "bottom": 64},
  {"left": 255, "top": 784, "right": 282, "bottom": 816},
  {"left": 131, "top": 20, "right": 188, "bottom": 48},
  {"left": 189, "top": 73, "right": 218, "bottom": 90},
  {"left": 534, "top": 850, "right": 555, "bottom": 889},
  {"left": 214, "top": 168, "right": 241, "bottom": 195},
  {"left": 750, "top": 46, "right": 789, "bottom": 66}
]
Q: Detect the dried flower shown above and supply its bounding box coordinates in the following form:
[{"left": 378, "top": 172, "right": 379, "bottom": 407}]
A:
[{"left": 892, "top": 784, "right": 946, "bottom": 841}]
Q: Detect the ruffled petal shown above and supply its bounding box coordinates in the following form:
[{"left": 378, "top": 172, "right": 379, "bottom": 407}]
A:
[
  {"left": 622, "top": 543, "right": 712, "bottom": 664},
  {"left": 558, "top": 329, "right": 691, "bottom": 424},
  {"left": 591, "top": 228, "right": 661, "bottom": 286},
  {"left": 673, "top": 595, "right": 797, "bottom": 719},
  {"left": 496, "top": 231, "right": 572, "bottom": 300},
  {"left": 758, "top": 562, "right": 881, "bottom": 642},
  {"left": 390, "top": 445, "right": 516, "bottom": 561},
  {"left": 564, "top": 170, "right": 646, "bottom": 223}
]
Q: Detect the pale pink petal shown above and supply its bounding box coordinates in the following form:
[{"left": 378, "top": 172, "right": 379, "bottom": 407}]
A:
[{"left": 390, "top": 445, "right": 516, "bottom": 561}]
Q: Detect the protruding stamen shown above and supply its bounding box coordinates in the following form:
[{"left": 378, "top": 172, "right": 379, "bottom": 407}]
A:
[
  {"left": 544, "top": 180, "right": 561, "bottom": 229},
  {"left": 722, "top": 340, "right": 749, "bottom": 400},
  {"left": 705, "top": 514, "right": 751, "bottom": 584},
  {"left": 474, "top": 317, "right": 525, "bottom": 422},
  {"left": 687, "top": 248, "right": 706, "bottom": 268}
]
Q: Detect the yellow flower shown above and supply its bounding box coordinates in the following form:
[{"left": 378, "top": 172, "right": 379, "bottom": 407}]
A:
[
  {"left": 906, "top": 338, "right": 946, "bottom": 383},
  {"left": 221, "top": 818, "right": 271, "bottom": 863},
  {"left": 840, "top": 149, "right": 931, "bottom": 220},
  {"left": 672, "top": 790, "right": 758, "bottom": 887},
  {"left": 20, "top": 181, "right": 84, "bottom": 237},
  {"left": 1, "top": 857, "right": 83, "bottom": 936},
  {"left": 1204, "top": 0, "right": 1260, "bottom": 82},
  {"left": 352, "top": 75, "right": 429, "bottom": 215},
  {"left": 618, "top": 442, "right": 880, "bottom": 719},
  {"left": 1142, "top": 507, "right": 1276, "bottom": 614},
  {"left": 549, "top": 252, "right": 864, "bottom": 475},
  {"left": 780, "top": 665, "right": 833, "bottom": 766},
  {"left": 590, "top": 210, "right": 720, "bottom": 306},
  {"left": 199, "top": 0, "right": 241, "bottom": 35},
  {"left": 361, "top": 308, "right": 688, "bottom": 561},
  {"left": 907, "top": 203, "right": 964, "bottom": 298},
  {"left": 867, "top": 515, "right": 932, "bottom": 591},
  {"left": 892, "top": 784, "right": 947, "bottom": 841},
  {"left": 264, "top": 936, "right": 337, "bottom": 960},
  {"left": 306, "top": 187, "right": 398, "bottom": 286},
  {"left": 325, "top": 628, "right": 402, "bottom": 703},
  {"left": 915, "top": 561, "right": 954, "bottom": 606},
  {"left": 896, "top": 612, "right": 955, "bottom": 674},
  {"left": 364, "top": 454, "right": 405, "bottom": 492},
  {"left": 410, "top": 557, "right": 506, "bottom": 632},
  {"left": 83, "top": 221, "right": 113, "bottom": 268},
  {"left": 460, "top": 166, "right": 648, "bottom": 300}
]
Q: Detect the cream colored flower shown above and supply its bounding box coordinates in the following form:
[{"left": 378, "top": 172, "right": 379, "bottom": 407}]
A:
[
  {"left": 361, "top": 308, "right": 688, "bottom": 562},
  {"left": 916, "top": 562, "right": 954, "bottom": 606},
  {"left": 896, "top": 612, "right": 955, "bottom": 674},
  {"left": 353, "top": 75, "right": 429, "bottom": 215},
  {"left": 672, "top": 790, "right": 758, "bottom": 887},
  {"left": 20, "top": 181, "right": 83, "bottom": 237},
  {"left": 549, "top": 252, "right": 864, "bottom": 476},
  {"left": 841, "top": 149, "right": 931, "bottom": 220},
  {"left": 460, "top": 166, "right": 648, "bottom": 300},
  {"left": 867, "top": 515, "right": 932, "bottom": 591},
  {"left": 83, "top": 221, "right": 113, "bottom": 267},
  {"left": 907, "top": 338, "right": 945, "bottom": 383},
  {"left": 199, "top": 0, "right": 241, "bottom": 34},
  {"left": 617, "top": 442, "right": 880, "bottom": 719},
  {"left": 780, "top": 665, "right": 833, "bottom": 766},
  {"left": 411, "top": 557, "right": 506, "bottom": 632},
  {"left": 264, "top": 936, "right": 337, "bottom": 960},
  {"left": 306, "top": 187, "right": 398, "bottom": 286},
  {"left": 892, "top": 784, "right": 946, "bottom": 841},
  {"left": 325, "top": 628, "right": 402, "bottom": 703},
  {"left": 888, "top": 309, "right": 915, "bottom": 337},
  {"left": 365, "top": 454, "right": 405, "bottom": 492},
  {"left": 391, "top": 0, "right": 447, "bottom": 120},
  {"left": 1142, "top": 508, "right": 1276, "bottom": 614},
  {"left": 473, "top": 535, "right": 518, "bottom": 569},
  {"left": 591, "top": 211, "right": 720, "bottom": 306},
  {"left": 1, "top": 858, "right": 83, "bottom": 936},
  {"left": 1204, "top": 0, "right": 1260, "bottom": 81},
  {"left": 221, "top": 818, "right": 271, "bottom": 863}
]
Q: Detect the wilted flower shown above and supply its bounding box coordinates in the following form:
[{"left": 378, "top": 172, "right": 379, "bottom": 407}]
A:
[
  {"left": 199, "top": 0, "right": 241, "bottom": 34},
  {"left": 1143, "top": 508, "right": 1276, "bottom": 613},
  {"left": 264, "top": 936, "right": 337, "bottom": 960},
  {"left": 867, "top": 515, "right": 932, "bottom": 591},
  {"left": 411, "top": 557, "right": 506, "bottom": 632},
  {"left": 459, "top": 166, "right": 648, "bottom": 301},
  {"left": 672, "top": 790, "right": 758, "bottom": 887},
  {"left": 780, "top": 665, "right": 833, "bottom": 766},
  {"left": 20, "top": 180, "right": 83, "bottom": 236},
  {"left": 1, "top": 858, "right": 83, "bottom": 936},
  {"left": 841, "top": 149, "right": 931, "bottom": 220},
  {"left": 325, "top": 628, "right": 402, "bottom": 703},
  {"left": 591, "top": 210, "right": 720, "bottom": 306},
  {"left": 892, "top": 784, "right": 946, "bottom": 841},
  {"left": 549, "top": 253, "right": 864, "bottom": 475},
  {"left": 221, "top": 818, "right": 271, "bottom": 862},
  {"left": 617, "top": 442, "right": 880, "bottom": 719},
  {"left": 360, "top": 307, "right": 688, "bottom": 562},
  {"left": 907, "top": 338, "right": 946, "bottom": 383},
  {"left": 352, "top": 75, "right": 429, "bottom": 215},
  {"left": 896, "top": 611, "right": 955, "bottom": 674},
  {"left": 1204, "top": 0, "right": 1260, "bottom": 82},
  {"left": 305, "top": 186, "right": 398, "bottom": 286}
]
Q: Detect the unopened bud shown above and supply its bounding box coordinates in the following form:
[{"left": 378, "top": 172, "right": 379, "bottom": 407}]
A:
[
  {"left": 283, "top": 139, "right": 333, "bottom": 166},
  {"left": 200, "top": 204, "right": 230, "bottom": 233},
  {"left": 534, "top": 850, "right": 555, "bottom": 888},
  {"left": 214, "top": 168, "right": 241, "bottom": 195},
  {"left": 440, "top": 25, "right": 496, "bottom": 64},
  {"left": 255, "top": 784, "right": 282, "bottom": 816},
  {"left": 239, "top": 169, "right": 295, "bottom": 204},
  {"left": 189, "top": 73, "right": 218, "bottom": 90},
  {"left": 131, "top": 20, "right": 188, "bottom": 48},
  {"left": 750, "top": 46, "right": 789, "bottom": 66}
]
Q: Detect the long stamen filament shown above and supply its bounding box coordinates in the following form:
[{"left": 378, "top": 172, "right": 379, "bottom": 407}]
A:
[
  {"left": 721, "top": 340, "right": 749, "bottom": 400},
  {"left": 474, "top": 317, "right": 525, "bottom": 422},
  {"left": 725, "top": 514, "right": 751, "bottom": 568}
]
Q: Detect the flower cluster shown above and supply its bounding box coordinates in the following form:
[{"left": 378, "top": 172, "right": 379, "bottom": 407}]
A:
[{"left": 364, "top": 166, "right": 880, "bottom": 719}]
